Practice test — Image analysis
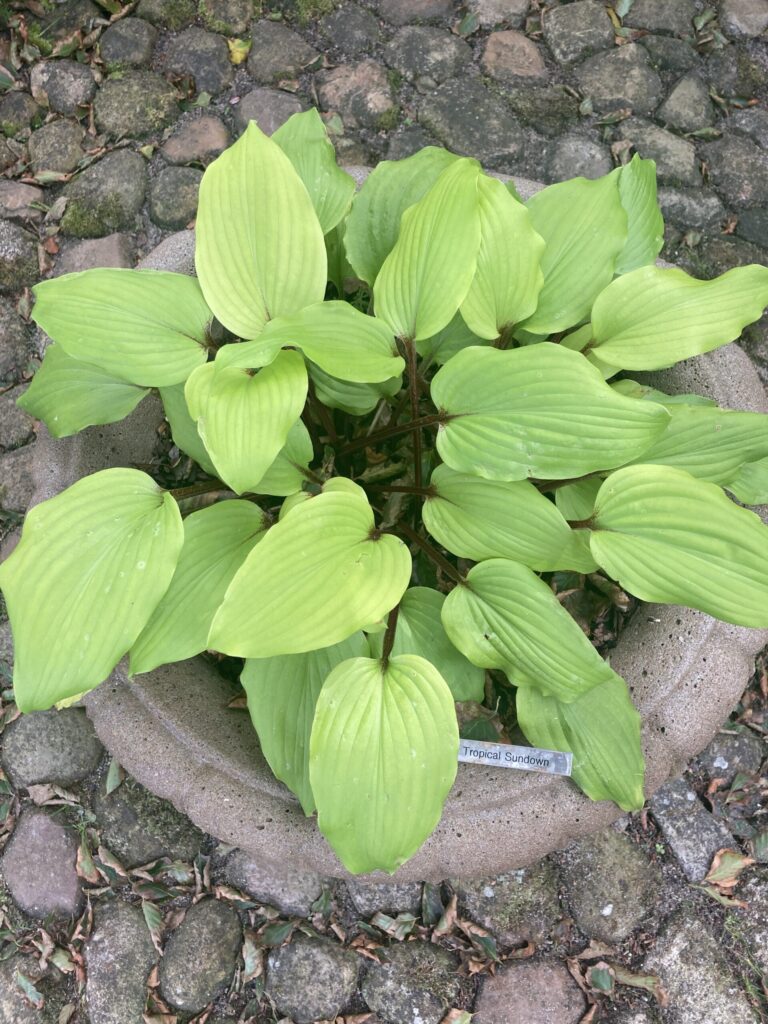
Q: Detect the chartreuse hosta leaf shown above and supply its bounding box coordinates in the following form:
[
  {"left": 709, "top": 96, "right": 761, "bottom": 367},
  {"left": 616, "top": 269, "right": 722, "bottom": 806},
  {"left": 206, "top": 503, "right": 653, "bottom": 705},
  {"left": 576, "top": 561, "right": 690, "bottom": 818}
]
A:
[
  {"left": 254, "top": 420, "right": 314, "bottom": 496},
  {"left": 588, "top": 264, "right": 768, "bottom": 371},
  {"left": 18, "top": 345, "right": 149, "bottom": 438},
  {"left": 209, "top": 491, "right": 411, "bottom": 658},
  {"left": 31, "top": 269, "right": 210, "bottom": 386},
  {"left": 309, "top": 654, "right": 458, "bottom": 873},
  {"left": 309, "top": 362, "right": 401, "bottom": 415},
  {"left": 728, "top": 456, "right": 768, "bottom": 505},
  {"left": 590, "top": 465, "right": 768, "bottom": 627},
  {"left": 0, "top": 469, "right": 183, "bottom": 711},
  {"left": 415, "top": 312, "right": 485, "bottom": 366},
  {"left": 611, "top": 379, "right": 717, "bottom": 408},
  {"left": 520, "top": 173, "right": 627, "bottom": 335},
  {"left": 344, "top": 145, "right": 458, "bottom": 286},
  {"left": 159, "top": 383, "right": 218, "bottom": 477},
  {"left": 517, "top": 677, "right": 644, "bottom": 811},
  {"left": 272, "top": 109, "right": 355, "bottom": 234},
  {"left": 431, "top": 345, "right": 669, "bottom": 481},
  {"left": 195, "top": 121, "right": 326, "bottom": 339},
  {"left": 130, "top": 501, "right": 267, "bottom": 675},
  {"left": 459, "top": 174, "right": 545, "bottom": 340},
  {"left": 375, "top": 158, "right": 482, "bottom": 342},
  {"left": 441, "top": 559, "right": 619, "bottom": 702},
  {"left": 185, "top": 350, "right": 308, "bottom": 494},
  {"left": 215, "top": 301, "right": 404, "bottom": 383},
  {"left": 555, "top": 477, "right": 602, "bottom": 523},
  {"left": 615, "top": 155, "right": 664, "bottom": 274},
  {"left": 241, "top": 633, "right": 368, "bottom": 816},
  {"left": 368, "top": 587, "right": 484, "bottom": 701},
  {"left": 423, "top": 464, "right": 596, "bottom": 573}
]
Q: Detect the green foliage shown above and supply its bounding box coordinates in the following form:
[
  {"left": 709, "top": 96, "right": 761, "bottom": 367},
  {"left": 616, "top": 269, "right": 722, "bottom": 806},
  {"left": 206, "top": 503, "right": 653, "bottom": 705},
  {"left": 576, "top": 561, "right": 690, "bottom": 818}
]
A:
[{"left": 4, "top": 120, "right": 768, "bottom": 873}]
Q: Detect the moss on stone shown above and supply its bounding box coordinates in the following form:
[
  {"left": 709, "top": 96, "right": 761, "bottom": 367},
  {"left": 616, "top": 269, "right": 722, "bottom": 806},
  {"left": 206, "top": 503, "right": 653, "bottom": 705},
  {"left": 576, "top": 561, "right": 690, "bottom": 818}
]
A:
[
  {"left": 375, "top": 105, "right": 400, "bottom": 132},
  {"left": 61, "top": 194, "right": 127, "bottom": 238}
]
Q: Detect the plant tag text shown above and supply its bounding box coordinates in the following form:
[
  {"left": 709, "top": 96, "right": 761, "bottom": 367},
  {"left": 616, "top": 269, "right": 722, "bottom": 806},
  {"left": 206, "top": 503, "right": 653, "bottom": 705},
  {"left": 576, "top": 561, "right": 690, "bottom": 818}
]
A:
[{"left": 458, "top": 739, "right": 573, "bottom": 776}]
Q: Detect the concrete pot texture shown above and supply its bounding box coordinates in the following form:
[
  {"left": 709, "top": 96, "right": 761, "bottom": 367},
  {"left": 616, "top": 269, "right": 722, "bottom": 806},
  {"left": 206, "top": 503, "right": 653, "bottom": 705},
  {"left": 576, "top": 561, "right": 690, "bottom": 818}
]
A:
[{"left": 22, "top": 172, "right": 768, "bottom": 882}]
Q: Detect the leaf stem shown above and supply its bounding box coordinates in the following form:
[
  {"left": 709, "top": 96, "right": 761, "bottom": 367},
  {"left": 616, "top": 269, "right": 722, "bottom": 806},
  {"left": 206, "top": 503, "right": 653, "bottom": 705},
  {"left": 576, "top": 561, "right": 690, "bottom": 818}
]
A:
[
  {"left": 402, "top": 337, "right": 423, "bottom": 490},
  {"left": 337, "top": 413, "right": 446, "bottom": 456},
  {"left": 395, "top": 522, "right": 465, "bottom": 586},
  {"left": 168, "top": 479, "right": 227, "bottom": 500},
  {"left": 381, "top": 604, "right": 400, "bottom": 670},
  {"left": 368, "top": 483, "right": 436, "bottom": 497}
]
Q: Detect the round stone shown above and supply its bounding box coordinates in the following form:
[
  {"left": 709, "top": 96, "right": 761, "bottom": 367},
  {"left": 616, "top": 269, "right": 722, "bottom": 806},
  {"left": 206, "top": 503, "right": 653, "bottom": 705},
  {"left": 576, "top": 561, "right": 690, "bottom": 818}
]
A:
[
  {"left": 150, "top": 165, "right": 202, "bottom": 229},
  {"left": 199, "top": 0, "right": 253, "bottom": 34},
  {"left": 719, "top": 0, "right": 768, "bottom": 38},
  {"left": 160, "top": 899, "right": 242, "bottom": 1012},
  {"left": 0, "top": 219, "right": 38, "bottom": 293},
  {"left": 62, "top": 149, "right": 147, "bottom": 237},
  {"left": 0, "top": 182, "right": 44, "bottom": 223},
  {"left": 622, "top": 0, "right": 696, "bottom": 35},
  {"left": 705, "top": 134, "right": 768, "bottom": 208},
  {"left": 618, "top": 117, "right": 700, "bottom": 186},
  {"left": 547, "top": 133, "right": 612, "bottom": 180},
  {"left": 233, "top": 87, "right": 303, "bottom": 136},
  {"left": 27, "top": 118, "right": 84, "bottom": 174},
  {"left": 247, "top": 20, "right": 319, "bottom": 84},
  {"left": 474, "top": 960, "right": 585, "bottom": 1024},
  {"left": 94, "top": 71, "right": 179, "bottom": 138},
  {"left": 165, "top": 27, "right": 233, "bottom": 96},
  {"left": 657, "top": 72, "right": 714, "bottom": 133},
  {"left": 0, "top": 298, "right": 32, "bottom": 382},
  {"left": 316, "top": 59, "right": 397, "bottom": 129},
  {"left": 543, "top": 0, "right": 614, "bottom": 64},
  {"left": 0, "top": 810, "right": 83, "bottom": 919},
  {"left": 320, "top": 3, "right": 382, "bottom": 55},
  {"left": 135, "top": 0, "right": 196, "bottom": 28},
  {"left": 29, "top": 60, "right": 96, "bottom": 116},
  {"left": 384, "top": 26, "right": 472, "bottom": 83},
  {"left": 161, "top": 115, "right": 230, "bottom": 165},
  {"left": 99, "top": 17, "right": 158, "bottom": 69},
  {"left": 85, "top": 900, "right": 158, "bottom": 1024},
  {"left": 360, "top": 941, "right": 459, "bottom": 1024},
  {"left": 575, "top": 42, "right": 663, "bottom": 115},
  {"left": 2, "top": 708, "right": 103, "bottom": 786},
  {"left": 0, "top": 138, "right": 18, "bottom": 172},
  {"left": 0, "top": 92, "right": 41, "bottom": 138},
  {"left": 266, "top": 935, "right": 359, "bottom": 1024},
  {"left": 377, "top": 0, "right": 454, "bottom": 25},
  {"left": 482, "top": 30, "right": 546, "bottom": 80},
  {"left": 468, "top": 0, "right": 528, "bottom": 29}
]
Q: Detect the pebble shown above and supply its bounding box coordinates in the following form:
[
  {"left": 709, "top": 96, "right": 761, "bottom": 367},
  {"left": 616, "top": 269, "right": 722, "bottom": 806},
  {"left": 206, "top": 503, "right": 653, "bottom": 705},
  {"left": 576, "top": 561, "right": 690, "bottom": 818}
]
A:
[
  {"left": 94, "top": 70, "right": 179, "bottom": 138},
  {"left": 451, "top": 860, "right": 562, "bottom": 948},
  {"left": 232, "top": 87, "right": 303, "bottom": 135},
  {"left": 0, "top": 182, "right": 44, "bottom": 223},
  {"left": 468, "top": 0, "right": 528, "bottom": 29},
  {"left": 657, "top": 187, "right": 726, "bottom": 231},
  {"left": 481, "top": 29, "right": 547, "bottom": 80},
  {"left": 736, "top": 207, "right": 768, "bottom": 249},
  {"left": 85, "top": 900, "right": 158, "bottom": 1024},
  {"left": 345, "top": 879, "right": 422, "bottom": 918},
  {"left": 0, "top": 299, "right": 32, "bottom": 383},
  {"left": 377, "top": 0, "right": 454, "bottom": 25},
  {"left": 547, "top": 133, "right": 612, "bottom": 180},
  {"left": 704, "top": 134, "right": 768, "bottom": 208},
  {"left": 93, "top": 776, "right": 204, "bottom": 868},
  {"left": 719, "top": 0, "right": 768, "bottom": 38},
  {"left": 54, "top": 233, "right": 135, "bottom": 275},
  {"left": 694, "top": 730, "right": 765, "bottom": 783},
  {"left": 657, "top": 72, "right": 714, "bottom": 133},
  {"left": 199, "top": 0, "right": 253, "bottom": 34},
  {"left": 507, "top": 85, "right": 580, "bottom": 136},
  {"left": 221, "top": 848, "right": 323, "bottom": 916},
  {"left": 162, "top": 115, "right": 229, "bottom": 166},
  {"left": 645, "top": 909, "right": 759, "bottom": 1024},
  {"left": 649, "top": 777, "right": 736, "bottom": 881},
  {"left": 29, "top": 61, "right": 96, "bottom": 117},
  {"left": 1, "top": 708, "right": 103, "bottom": 786},
  {"left": 62, "top": 149, "right": 147, "bottom": 237},
  {"left": 360, "top": 941, "right": 459, "bottom": 1024},
  {"left": 731, "top": 106, "right": 768, "bottom": 149},
  {"left": 99, "top": 17, "right": 158, "bottom": 69},
  {"left": 557, "top": 827, "right": 661, "bottom": 944},
  {"left": 542, "top": 0, "right": 614, "bottom": 65},
  {"left": 149, "top": 165, "right": 202, "bottom": 229},
  {"left": 1, "top": 810, "right": 82, "bottom": 919},
  {"left": 37, "top": 0, "right": 101, "bottom": 37},
  {"left": 316, "top": 60, "right": 397, "bottom": 129},
  {"left": 27, "top": 119, "right": 84, "bottom": 174},
  {"left": 160, "top": 899, "right": 242, "bottom": 1012},
  {"left": 0, "top": 138, "right": 18, "bottom": 173},
  {"left": 385, "top": 26, "right": 472, "bottom": 83},
  {"left": 474, "top": 959, "right": 585, "bottom": 1024},
  {"left": 266, "top": 935, "right": 359, "bottom": 1024},
  {"left": 623, "top": 0, "right": 696, "bottom": 35},
  {"left": 618, "top": 117, "right": 700, "bottom": 186},
  {"left": 0, "top": 92, "right": 41, "bottom": 138},
  {"left": 165, "top": 27, "right": 233, "bottom": 97},
  {"left": 641, "top": 34, "right": 700, "bottom": 72},
  {"left": 0, "top": 219, "right": 38, "bottom": 294},
  {"left": 736, "top": 869, "right": 768, "bottom": 977},
  {"left": 575, "top": 43, "right": 664, "bottom": 115},
  {"left": 0, "top": 388, "right": 33, "bottom": 450},
  {"left": 136, "top": 0, "right": 196, "bottom": 29},
  {"left": 247, "top": 20, "right": 319, "bottom": 84},
  {"left": 320, "top": 2, "right": 382, "bottom": 55}
]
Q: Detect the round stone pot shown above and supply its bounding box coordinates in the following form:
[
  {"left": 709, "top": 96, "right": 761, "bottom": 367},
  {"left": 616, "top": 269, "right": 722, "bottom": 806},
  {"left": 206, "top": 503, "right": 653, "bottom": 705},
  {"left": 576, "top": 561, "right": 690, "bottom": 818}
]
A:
[{"left": 24, "top": 172, "right": 768, "bottom": 882}]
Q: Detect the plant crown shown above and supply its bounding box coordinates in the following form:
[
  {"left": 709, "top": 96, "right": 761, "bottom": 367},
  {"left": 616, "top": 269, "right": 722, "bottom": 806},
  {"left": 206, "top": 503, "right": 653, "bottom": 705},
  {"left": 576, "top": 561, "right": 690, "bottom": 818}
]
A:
[{"left": 3, "top": 112, "right": 768, "bottom": 874}]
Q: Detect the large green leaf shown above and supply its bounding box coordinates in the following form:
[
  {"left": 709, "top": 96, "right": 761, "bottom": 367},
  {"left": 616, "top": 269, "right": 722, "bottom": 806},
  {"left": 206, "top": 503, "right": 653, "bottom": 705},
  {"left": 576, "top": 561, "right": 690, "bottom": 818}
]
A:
[
  {"left": 588, "top": 264, "right": 768, "bottom": 370},
  {"left": 130, "top": 500, "right": 267, "bottom": 674},
  {"left": 368, "top": 587, "right": 484, "bottom": 701},
  {"left": 215, "top": 301, "right": 404, "bottom": 383},
  {"left": 309, "top": 363, "right": 401, "bottom": 415},
  {"left": 615, "top": 155, "right": 664, "bottom": 274},
  {"left": 209, "top": 491, "right": 412, "bottom": 657},
  {"left": 184, "top": 350, "right": 308, "bottom": 494},
  {"left": 459, "top": 174, "right": 544, "bottom": 340},
  {"left": 0, "top": 469, "right": 183, "bottom": 711},
  {"left": 441, "top": 559, "right": 619, "bottom": 702},
  {"left": 344, "top": 146, "right": 458, "bottom": 286},
  {"left": 728, "top": 456, "right": 768, "bottom": 505},
  {"left": 611, "top": 379, "right": 717, "bottom": 408},
  {"left": 31, "top": 269, "right": 210, "bottom": 387},
  {"left": 590, "top": 465, "right": 768, "bottom": 627},
  {"left": 415, "top": 312, "right": 486, "bottom": 366},
  {"left": 554, "top": 477, "right": 602, "bottom": 522},
  {"left": 520, "top": 174, "right": 627, "bottom": 334},
  {"left": 273, "top": 108, "right": 356, "bottom": 234},
  {"left": 375, "top": 158, "right": 481, "bottom": 342},
  {"left": 18, "top": 344, "right": 149, "bottom": 437},
  {"left": 253, "top": 419, "right": 314, "bottom": 496},
  {"left": 624, "top": 403, "right": 768, "bottom": 485},
  {"left": 195, "top": 121, "right": 326, "bottom": 339},
  {"left": 431, "top": 344, "right": 669, "bottom": 481},
  {"left": 309, "top": 654, "right": 458, "bottom": 873},
  {"left": 423, "top": 464, "right": 596, "bottom": 572},
  {"left": 241, "top": 633, "right": 369, "bottom": 816},
  {"left": 516, "top": 676, "right": 644, "bottom": 811},
  {"left": 159, "top": 383, "right": 218, "bottom": 477}
]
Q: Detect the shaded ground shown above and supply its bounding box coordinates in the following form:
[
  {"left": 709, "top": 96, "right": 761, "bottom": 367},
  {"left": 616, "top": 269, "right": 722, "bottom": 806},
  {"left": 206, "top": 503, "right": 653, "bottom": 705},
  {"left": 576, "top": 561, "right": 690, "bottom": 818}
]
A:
[{"left": 0, "top": 0, "right": 768, "bottom": 1021}]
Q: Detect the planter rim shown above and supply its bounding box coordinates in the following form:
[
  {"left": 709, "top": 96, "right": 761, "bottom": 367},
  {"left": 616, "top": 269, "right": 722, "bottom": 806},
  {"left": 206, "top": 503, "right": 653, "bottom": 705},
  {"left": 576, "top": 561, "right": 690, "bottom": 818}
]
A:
[{"left": 20, "top": 169, "right": 768, "bottom": 882}]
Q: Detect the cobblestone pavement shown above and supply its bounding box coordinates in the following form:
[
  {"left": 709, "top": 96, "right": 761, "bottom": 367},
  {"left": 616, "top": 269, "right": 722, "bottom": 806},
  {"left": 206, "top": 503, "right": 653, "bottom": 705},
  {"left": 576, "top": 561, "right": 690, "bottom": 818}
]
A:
[{"left": 0, "top": 0, "right": 767, "bottom": 1020}]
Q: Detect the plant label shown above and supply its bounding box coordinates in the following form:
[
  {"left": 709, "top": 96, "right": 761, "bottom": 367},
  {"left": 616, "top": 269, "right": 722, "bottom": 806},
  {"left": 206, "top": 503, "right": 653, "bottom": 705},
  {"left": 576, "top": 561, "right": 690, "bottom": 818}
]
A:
[{"left": 458, "top": 739, "right": 573, "bottom": 776}]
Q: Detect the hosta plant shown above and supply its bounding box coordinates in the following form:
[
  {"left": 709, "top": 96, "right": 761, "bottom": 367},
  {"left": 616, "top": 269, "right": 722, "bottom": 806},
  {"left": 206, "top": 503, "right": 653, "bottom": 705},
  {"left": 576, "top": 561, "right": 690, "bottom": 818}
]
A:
[{"left": 3, "top": 111, "right": 768, "bottom": 875}]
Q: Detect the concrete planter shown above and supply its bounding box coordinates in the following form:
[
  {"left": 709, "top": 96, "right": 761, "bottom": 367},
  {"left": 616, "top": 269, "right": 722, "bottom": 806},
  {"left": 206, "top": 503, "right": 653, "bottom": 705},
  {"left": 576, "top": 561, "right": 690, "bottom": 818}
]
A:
[{"left": 25, "top": 173, "right": 768, "bottom": 882}]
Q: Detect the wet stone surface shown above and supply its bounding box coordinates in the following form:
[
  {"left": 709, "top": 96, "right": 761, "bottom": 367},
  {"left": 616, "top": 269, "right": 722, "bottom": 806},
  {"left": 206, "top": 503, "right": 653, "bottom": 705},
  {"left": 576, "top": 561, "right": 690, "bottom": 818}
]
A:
[
  {"left": 149, "top": 165, "right": 202, "bottom": 229},
  {"left": 474, "top": 959, "right": 586, "bottom": 1024},
  {"left": 266, "top": 935, "right": 359, "bottom": 1024},
  {"left": 1, "top": 708, "right": 103, "bottom": 787},
  {"left": 649, "top": 778, "right": 736, "bottom": 882},
  {"left": 1, "top": 810, "right": 82, "bottom": 919},
  {"left": 61, "top": 149, "right": 147, "bottom": 237},
  {"left": 361, "top": 940, "right": 460, "bottom": 1024},
  {"left": 159, "top": 898, "right": 242, "bottom": 1012},
  {"left": 85, "top": 900, "right": 158, "bottom": 1024}
]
